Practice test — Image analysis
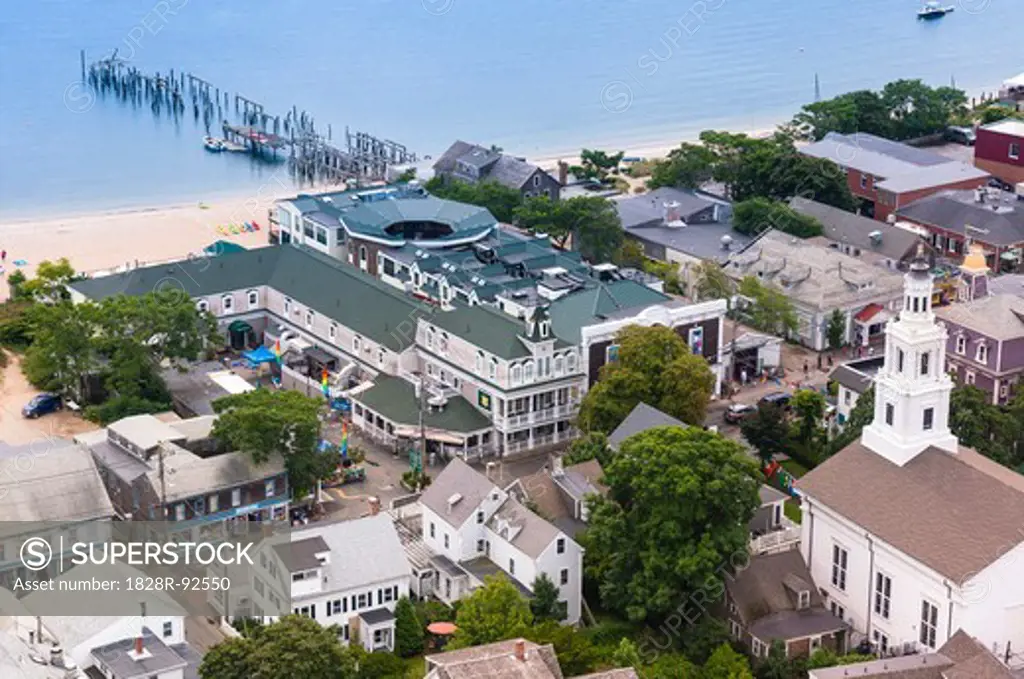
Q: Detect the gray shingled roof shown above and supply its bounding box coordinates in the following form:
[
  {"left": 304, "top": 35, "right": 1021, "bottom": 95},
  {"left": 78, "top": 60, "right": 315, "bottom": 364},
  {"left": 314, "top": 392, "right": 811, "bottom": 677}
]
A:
[
  {"left": 70, "top": 245, "right": 432, "bottom": 352},
  {"left": 935, "top": 294, "right": 1024, "bottom": 341},
  {"left": 0, "top": 441, "right": 114, "bottom": 523},
  {"left": 487, "top": 497, "right": 561, "bottom": 559},
  {"left": 608, "top": 402, "right": 685, "bottom": 450},
  {"left": 790, "top": 197, "right": 922, "bottom": 261},
  {"left": 486, "top": 155, "right": 542, "bottom": 190},
  {"left": 420, "top": 458, "right": 498, "bottom": 528},
  {"left": 798, "top": 440, "right": 1024, "bottom": 582},
  {"left": 896, "top": 190, "right": 1024, "bottom": 248},
  {"left": 426, "top": 638, "right": 563, "bottom": 679},
  {"left": 615, "top": 187, "right": 725, "bottom": 229},
  {"left": 272, "top": 535, "right": 329, "bottom": 572}
]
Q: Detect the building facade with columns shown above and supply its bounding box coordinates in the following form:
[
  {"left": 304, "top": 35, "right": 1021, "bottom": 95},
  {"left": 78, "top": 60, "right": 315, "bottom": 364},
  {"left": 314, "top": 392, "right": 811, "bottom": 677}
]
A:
[{"left": 798, "top": 254, "right": 1024, "bottom": 663}]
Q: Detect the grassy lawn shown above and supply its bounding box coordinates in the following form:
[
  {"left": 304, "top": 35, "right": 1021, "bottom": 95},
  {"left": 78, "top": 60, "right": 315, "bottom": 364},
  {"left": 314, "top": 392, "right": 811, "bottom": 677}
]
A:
[
  {"left": 784, "top": 499, "right": 803, "bottom": 524},
  {"left": 780, "top": 458, "right": 809, "bottom": 478}
]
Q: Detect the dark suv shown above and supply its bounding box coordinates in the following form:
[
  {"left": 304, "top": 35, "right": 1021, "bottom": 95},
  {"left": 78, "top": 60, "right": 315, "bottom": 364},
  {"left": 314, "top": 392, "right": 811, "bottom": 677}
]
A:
[{"left": 759, "top": 392, "right": 792, "bottom": 409}]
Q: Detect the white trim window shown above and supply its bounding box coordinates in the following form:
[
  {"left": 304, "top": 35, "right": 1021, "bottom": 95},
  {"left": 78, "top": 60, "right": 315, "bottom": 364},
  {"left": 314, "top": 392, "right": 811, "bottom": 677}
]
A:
[
  {"left": 378, "top": 349, "right": 386, "bottom": 367},
  {"left": 976, "top": 343, "right": 988, "bottom": 364},
  {"left": 874, "top": 572, "right": 891, "bottom": 619},
  {"left": 831, "top": 544, "right": 848, "bottom": 591},
  {"left": 353, "top": 335, "right": 362, "bottom": 353},
  {"left": 872, "top": 630, "right": 889, "bottom": 655},
  {"left": 196, "top": 299, "right": 209, "bottom": 313},
  {"left": 511, "top": 364, "right": 523, "bottom": 386},
  {"left": 284, "top": 297, "right": 292, "bottom": 315},
  {"left": 751, "top": 637, "right": 765, "bottom": 658},
  {"left": 329, "top": 323, "right": 337, "bottom": 341},
  {"left": 554, "top": 355, "right": 564, "bottom": 376},
  {"left": 488, "top": 358, "right": 497, "bottom": 380},
  {"left": 305, "top": 310, "right": 314, "bottom": 329},
  {"left": 920, "top": 600, "right": 939, "bottom": 649},
  {"left": 439, "top": 332, "right": 449, "bottom": 354},
  {"left": 247, "top": 289, "right": 259, "bottom": 309},
  {"left": 955, "top": 335, "right": 966, "bottom": 355},
  {"left": 426, "top": 326, "right": 436, "bottom": 349},
  {"left": 567, "top": 352, "right": 577, "bottom": 373},
  {"left": 1010, "top": 142, "right": 1020, "bottom": 160},
  {"left": 524, "top": 361, "right": 535, "bottom": 383},
  {"left": 965, "top": 370, "right": 976, "bottom": 385},
  {"left": 221, "top": 295, "right": 233, "bottom": 314},
  {"left": 475, "top": 351, "right": 484, "bottom": 374}
]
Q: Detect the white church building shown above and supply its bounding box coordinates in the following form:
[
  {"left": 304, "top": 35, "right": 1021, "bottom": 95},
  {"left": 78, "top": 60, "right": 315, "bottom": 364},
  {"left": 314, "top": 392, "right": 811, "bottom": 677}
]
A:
[{"left": 798, "top": 253, "right": 1024, "bottom": 664}]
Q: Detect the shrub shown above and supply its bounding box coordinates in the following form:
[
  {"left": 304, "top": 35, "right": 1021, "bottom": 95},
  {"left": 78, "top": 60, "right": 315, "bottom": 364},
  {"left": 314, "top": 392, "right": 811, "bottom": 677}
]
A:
[{"left": 84, "top": 395, "right": 171, "bottom": 425}]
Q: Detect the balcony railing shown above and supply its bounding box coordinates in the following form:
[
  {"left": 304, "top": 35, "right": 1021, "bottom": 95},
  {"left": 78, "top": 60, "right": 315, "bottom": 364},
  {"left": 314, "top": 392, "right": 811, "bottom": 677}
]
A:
[
  {"left": 501, "top": 402, "right": 577, "bottom": 429},
  {"left": 749, "top": 520, "right": 801, "bottom": 555}
]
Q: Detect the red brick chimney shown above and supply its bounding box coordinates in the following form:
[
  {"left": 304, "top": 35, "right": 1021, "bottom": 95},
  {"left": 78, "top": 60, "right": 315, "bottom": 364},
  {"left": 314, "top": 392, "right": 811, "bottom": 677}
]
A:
[
  {"left": 514, "top": 640, "right": 526, "bottom": 661},
  {"left": 134, "top": 636, "right": 144, "bottom": 656}
]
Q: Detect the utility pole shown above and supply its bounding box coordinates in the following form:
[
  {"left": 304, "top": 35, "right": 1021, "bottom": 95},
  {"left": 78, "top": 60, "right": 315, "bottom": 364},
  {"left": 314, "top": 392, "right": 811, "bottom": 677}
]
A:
[{"left": 418, "top": 373, "right": 427, "bottom": 470}]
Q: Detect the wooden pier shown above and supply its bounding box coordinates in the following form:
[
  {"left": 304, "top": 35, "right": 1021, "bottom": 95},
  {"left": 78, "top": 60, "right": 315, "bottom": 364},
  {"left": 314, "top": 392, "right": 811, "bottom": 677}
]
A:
[{"left": 82, "top": 49, "right": 417, "bottom": 184}]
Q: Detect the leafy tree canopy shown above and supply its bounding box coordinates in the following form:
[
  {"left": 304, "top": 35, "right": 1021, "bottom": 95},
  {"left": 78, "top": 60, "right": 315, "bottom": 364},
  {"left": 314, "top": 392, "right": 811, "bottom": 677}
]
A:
[
  {"left": 212, "top": 389, "right": 337, "bottom": 496},
  {"left": 740, "top": 403, "right": 790, "bottom": 465},
  {"left": 424, "top": 176, "right": 523, "bottom": 223},
  {"left": 581, "top": 426, "right": 760, "bottom": 621},
  {"left": 826, "top": 309, "right": 847, "bottom": 350},
  {"left": 732, "top": 198, "right": 824, "bottom": 239},
  {"left": 647, "top": 142, "right": 718, "bottom": 190},
  {"left": 393, "top": 596, "right": 425, "bottom": 658},
  {"left": 702, "top": 643, "right": 754, "bottom": 679},
  {"left": 199, "top": 615, "right": 357, "bottom": 679},
  {"left": 826, "top": 385, "right": 874, "bottom": 457},
  {"left": 512, "top": 195, "right": 624, "bottom": 263},
  {"left": 737, "top": 276, "right": 798, "bottom": 338},
  {"left": 570, "top": 148, "right": 625, "bottom": 182},
  {"left": 449, "top": 574, "right": 533, "bottom": 648},
  {"left": 530, "top": 572, "right": 567, "bottom": 621},
  {"left": 18, "top": 258, "right": 78, "bottom": 302},
  {"left": 577, "top": 325, "right": 716, "bottom": 434}
]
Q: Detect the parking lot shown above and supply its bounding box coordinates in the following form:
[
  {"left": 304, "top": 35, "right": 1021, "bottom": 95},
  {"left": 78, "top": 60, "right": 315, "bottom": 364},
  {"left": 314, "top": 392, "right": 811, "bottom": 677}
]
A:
[{"left": 0, "top": 354, "right": 98, "bottom": 446}]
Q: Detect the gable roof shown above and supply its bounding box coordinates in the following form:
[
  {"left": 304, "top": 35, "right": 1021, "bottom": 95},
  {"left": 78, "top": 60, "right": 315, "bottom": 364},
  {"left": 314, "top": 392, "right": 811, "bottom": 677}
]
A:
[
  {"left": 487, "top": 155, "right": 545, "bottom": 190},
  {"left": 935, "top": 293, "right": 1024, "bottom": 341},
  {"left": 726, "top": 550, "right": 845, "bottom": 642},
  {"left": 433, "top": 140, "right": 478, "bottom": 174},
  {"left": 353, "top": 375, "right": 492, "bottom": 433},
  {"left": 487, "top": 497, "right": 561, "bottom": 558},
  {"left": 433, "top": 141, "right": 551, "bottom": 191},
  {"left": 608, "top": 402, "right": 685, "bottom": 450},
  {"left": 798, "top": 440, "right": 1024, "bottom": 582},
  {"left": 789, "top": 197, "right": 922, "bottom": 261},
  {"left": 895, "top": 190, "right": 1024, "bottom": 248},
  {"left": 426, "top": 303, "right": 536, "bottom": 359},
  {"left": 548, "top": 280, "right": 671, "bottom": 344},
  {"left": 615, "top": 187, "right": 725, "bottom": 229},
  {"left": 426, "top": 638, "right": 563, "bottom": 679},
  {"left": 291, "top": 514, "right": 410, "bottom": 595},
  {"left": 420, "top": 458, "right": 498, "bottom": 528},
  {"left": 70, "top": 245, "right": 432, "bottom": 352}
]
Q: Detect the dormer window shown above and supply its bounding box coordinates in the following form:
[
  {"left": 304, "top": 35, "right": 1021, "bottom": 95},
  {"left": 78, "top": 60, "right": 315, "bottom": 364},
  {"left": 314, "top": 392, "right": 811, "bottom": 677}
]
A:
[
  {"left": 955, "top": 335, "right": 966, "bottom": 355},
  {"left": 554, "top": 356, "right": 564, "bottom": 376},
  {"left": 540, "top": 321, "right": 550, "bottom": 338},
  {"left": 567, "top": 352, "right": 577, "bottom": 372},
  {"left": 426, "top": 326, "right": 436, "bottom": 349},
  {"left": 798, "top": 591, "right": 810, "bottom": 610},
  {"left": 222, "top": 295, "right": 233, "bottom": 313},
  {"left": 976, "top": 343, "right": 988, "bottom": 364},
  {"left": 196, "top": 299, "right": 209, "bottom": 313},
  {"left": 247, "top": 289, "right": 259, "bottom": 309},
  {"left": 511, "top": 365, "right": 523, "bottom": 385}
]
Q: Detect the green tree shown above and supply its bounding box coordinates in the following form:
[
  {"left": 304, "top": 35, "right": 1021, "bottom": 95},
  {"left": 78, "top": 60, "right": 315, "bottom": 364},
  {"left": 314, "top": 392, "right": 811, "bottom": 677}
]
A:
[
  {"left": 949, "top": 385, "right": 1019, "bottom": 468},
  {"left": 614, "top": 239, "right": 647, "bottom": 269},
  {"left": 22, "top": 302, "right": 100, "bottom": 394},
  {"left": 211, "top": 389, "right": 337, "bottom": 496},
  {"left": 351, "top": 649, "right": 408, "bottom": 679},
  {"left": 563, "top": 431, "right": 613, "bottom": 467},
  {"left": 514, "top": 195, "right": 564, "bottom": 244},
  {"left": 581, "top": 426, "right": 760, "bottom": 621},
  {"left": 395, "top": 167, "right": 417, "bottom": 182},
  {"left": 740, "top": 403, "right": 790, "bottom": 464},
  {"left": 646, "top": 654, "right": 699, "bottom": 679},
  {"left": 19, "top": 258, "right": 78, "bottom": 302},
  {"left": 393, "top": 596, "right": 425, "bottom": 658},
  {"left": 524, "top": 621, "right": 600, "bottom": 677},
  {"left": 562, "top": 196, "right": 624, "bottom": 263},
  {"left": 530, "top": 572, "right": 566, "bottom": 621},
  {"left": 755, "top": 641, "right": 801, "bottom": 679},
  {"left": 6, "top": 270, "right": 27, "bottom": 301},
  {"left": 199, "top": 615, "right": 357, "bottom": 679},
  {"left": 826, "top": 385, "right": 874, "bottom": 457},
  {"left": 570, "top": 149, "right": 625, "bottom": 182},
  {"left": 791, "top": 389, "right": 826, "bottom": 446},
  {"left": 791, "top": 89, "right": 892, "bottom": 140},
  {"left": 611, "top": 638, "right": 642, "bottom": 670},
  {"left": 701, "top": 643, "right": 754, "bottom": 679},
  {"left": 449, "top": 574, "right": 533, "bottom": 648},
  {"left": 647, "top": 143, "right": 717, "bottom": 189},
  {"left": 577, "top": 325, "right": 716, "bottom": 434},
  {"left": 424, "top": 177, "right": 523, "bottom": 223},
  {"left": 693, "top": 260, "right": 734, "bottom": 304},
  {"left": 732, "top": 198, "right": 824, "bottom": 239},
  {"left": 681, "top": 617, "right": 732, "bottom": 665},
  {"left": 826, "top": 309, "right": 847, "bottom": 350},
  {"left": 737, "top": 276, "right": 798, "bottom": 338}
]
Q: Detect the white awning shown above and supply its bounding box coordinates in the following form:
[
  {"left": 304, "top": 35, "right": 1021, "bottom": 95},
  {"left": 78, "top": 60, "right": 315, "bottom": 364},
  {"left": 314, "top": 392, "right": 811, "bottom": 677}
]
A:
[{"left": 207, "top": 370, "right": 256, "bottom": 395}]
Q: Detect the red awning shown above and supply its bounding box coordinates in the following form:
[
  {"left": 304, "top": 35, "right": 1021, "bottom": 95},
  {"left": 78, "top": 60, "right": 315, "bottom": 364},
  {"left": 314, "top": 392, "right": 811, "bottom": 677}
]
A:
[{"left": 854, "top": 303, "right": 885, "bottom": 323}]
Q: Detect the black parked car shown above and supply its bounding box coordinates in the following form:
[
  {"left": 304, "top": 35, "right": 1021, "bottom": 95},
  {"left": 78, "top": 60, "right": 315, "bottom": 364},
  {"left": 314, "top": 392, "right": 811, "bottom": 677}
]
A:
[{"left": 759, "top": 392, "right": 792, "bottom": 410}]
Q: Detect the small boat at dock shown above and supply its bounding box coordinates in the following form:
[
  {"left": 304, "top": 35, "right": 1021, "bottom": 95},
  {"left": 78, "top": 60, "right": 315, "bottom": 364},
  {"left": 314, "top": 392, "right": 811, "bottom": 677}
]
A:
[
  {"left": 203, "top": 136, "right": 225, "bottom": 152},
  {"left": 918, "top": 1, "right": 954, "bottom": 19}
]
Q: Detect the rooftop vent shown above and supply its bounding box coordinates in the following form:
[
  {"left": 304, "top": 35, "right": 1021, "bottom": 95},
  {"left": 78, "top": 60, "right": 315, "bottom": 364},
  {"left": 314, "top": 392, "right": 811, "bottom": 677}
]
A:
[{"left": 446, "top": 493, "right": 463, "bottom": 511}]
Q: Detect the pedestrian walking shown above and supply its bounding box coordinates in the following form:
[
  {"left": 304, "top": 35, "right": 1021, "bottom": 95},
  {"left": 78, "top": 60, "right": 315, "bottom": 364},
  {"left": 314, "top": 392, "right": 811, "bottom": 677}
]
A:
[
  {"left": 740, "top": 368, "right": 748, "bottom": 385},
  {"left": 1, "top": 250, "right": 6, "bottom": 262}
]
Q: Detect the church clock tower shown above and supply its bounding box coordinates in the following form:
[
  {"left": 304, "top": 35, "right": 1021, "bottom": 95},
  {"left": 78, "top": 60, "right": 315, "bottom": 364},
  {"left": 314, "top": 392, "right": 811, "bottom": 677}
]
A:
[{"left": 860, "top": 251, "right": 958, "bottom": 466}]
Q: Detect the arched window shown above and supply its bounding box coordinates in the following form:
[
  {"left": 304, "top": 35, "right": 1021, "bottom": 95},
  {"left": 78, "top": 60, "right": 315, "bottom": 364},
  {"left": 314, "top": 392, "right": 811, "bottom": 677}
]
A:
[
  {"left": 439, "top": 332, "right": 449, "bottom": 354},
  {"left": 554, "top": 356, "right": 564, "bottom": 376},
  {"left": 524, "top": 361, "right": 535, "bottom": 382},
  {"left": 511, "top": 365, "right": 522, "bottom": 385},
  {"left": 426, "top": 326, "right": 436, "bottom": 349},
  {"left": 488, "top": 358, "right": 497, "bottom": 380},
  {"left": 920, "top": 351, "right": 930, "bottom": 376},
  {"left": 353, "top": 335, "right": 362, "bottom": 353},
  {"left": 567, "top": 352, "right": 577, "bottom": 372},
  {"left": 475, "top": 351, "right": 484, "bottom": 374},
  {"left": 305, "top": 310, "right": 314, "bottom": 329}
]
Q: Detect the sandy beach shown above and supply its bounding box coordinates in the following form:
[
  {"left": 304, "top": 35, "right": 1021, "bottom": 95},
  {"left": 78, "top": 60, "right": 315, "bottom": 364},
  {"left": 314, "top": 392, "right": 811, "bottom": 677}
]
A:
[{"left": 0, "top": 184, "right": 332, "bottom": 302}]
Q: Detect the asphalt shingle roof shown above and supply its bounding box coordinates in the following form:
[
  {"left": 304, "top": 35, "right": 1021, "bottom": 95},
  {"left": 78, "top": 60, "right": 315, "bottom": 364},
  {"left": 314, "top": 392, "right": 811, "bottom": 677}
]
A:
[
  {"left": 339, "top": 195, "right": 496, "bottom": 243},
  {"left": 70, "top": 245, "right": 432, "bottom": 352},
  {"left": 353, "top": 375, "right": 492, "bottom": 433},
  {"left": 548, "top": 280, "right": 670, "bottom": 344},
  {"left": 607, "top": 402, "right": 685, "bottom": 450},
  {"left": 798, "top": 440, "right": 1024, "bottom": 582},
  {"left": 935, "top": 293, "right": 1024, "bottom": 341},
  {"left": 0, "top": 441, "right": 114, "bottom": 523},
  {"left": 790, "top": 196, "right": 922, "bottom": 261},
  {"left": 426, "top": 303, "right": 536, "bottom": 359},
  {"left": 420, "top": 458, "right": 498, "bottom": 528},
  {"left": 896, "top": 189, "right": 1024, "bottom": 248}
]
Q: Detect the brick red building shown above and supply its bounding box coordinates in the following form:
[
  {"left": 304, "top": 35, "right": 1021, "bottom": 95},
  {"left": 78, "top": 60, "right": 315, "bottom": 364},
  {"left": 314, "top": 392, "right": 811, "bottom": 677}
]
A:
[
  {"left": 800, "top": 132, "right": 990, "bottom": 221},
  {"left": 975, "top": 119, "right": 1024, "bottom": 186}
]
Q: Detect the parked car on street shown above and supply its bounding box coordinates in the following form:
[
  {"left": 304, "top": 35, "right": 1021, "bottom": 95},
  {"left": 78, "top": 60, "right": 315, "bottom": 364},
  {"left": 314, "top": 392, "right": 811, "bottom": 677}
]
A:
[
  {"left": 22, "top": 393, "right": 62, "bottom": 419},
  {"left": 724, "top": 403, "right": 757, "bottom": 424},
  {"left": 944, "top": 125, "right": 976, "bottom": 145},
  {"left": 759, "top": 392, "right": 792, "bottom": 410}
]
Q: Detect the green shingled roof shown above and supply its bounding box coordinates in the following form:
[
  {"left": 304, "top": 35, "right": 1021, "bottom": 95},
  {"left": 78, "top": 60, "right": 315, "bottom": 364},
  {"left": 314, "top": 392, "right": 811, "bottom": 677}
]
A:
[
  {"left": 70, "top": 246, "right": 431, "bottom": 352},
  {"left": 341, "top": 196, "right": 496, "bottom": 244},
  {"left": 426, "top": 303, "right": 534, "bottom": 359},
  {"left": 354, "top": 375, "right": 492, "bottom": 433},
  {"left": 549, "top": 280, "right": 670, "bottom": 344}
]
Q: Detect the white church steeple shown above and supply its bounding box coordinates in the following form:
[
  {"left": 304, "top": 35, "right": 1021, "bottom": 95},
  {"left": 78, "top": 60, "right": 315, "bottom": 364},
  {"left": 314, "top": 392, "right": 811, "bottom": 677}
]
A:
[{"left": 860, "top": 249, "right": 958, "bottom": 466}]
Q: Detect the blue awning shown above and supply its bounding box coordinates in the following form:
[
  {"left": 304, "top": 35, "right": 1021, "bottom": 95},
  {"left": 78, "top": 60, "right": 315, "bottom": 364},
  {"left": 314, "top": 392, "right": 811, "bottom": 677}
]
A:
[{"left": 243, "top": 346, "right": 277, "bottom": 364}]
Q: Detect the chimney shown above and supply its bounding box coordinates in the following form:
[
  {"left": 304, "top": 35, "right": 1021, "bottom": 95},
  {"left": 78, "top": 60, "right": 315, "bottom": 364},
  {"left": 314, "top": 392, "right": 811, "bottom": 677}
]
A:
[
  {"left": 368, "top": 496, "right": 380, "bottom": 516},
  {"left": 134, "top": 636, "right": 144, "bottom": 656},
  {"left": 557, "top": 161, "right": 568, "bottom": 186},
  {"left": 514, "top": 640, "right": 526, "bottom": 662}
]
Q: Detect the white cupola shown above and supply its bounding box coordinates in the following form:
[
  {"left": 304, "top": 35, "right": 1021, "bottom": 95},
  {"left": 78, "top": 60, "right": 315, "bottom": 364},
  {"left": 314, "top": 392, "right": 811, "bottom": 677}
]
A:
[{"left": 860, "top": 251, "right": 958, "bottom": 466}]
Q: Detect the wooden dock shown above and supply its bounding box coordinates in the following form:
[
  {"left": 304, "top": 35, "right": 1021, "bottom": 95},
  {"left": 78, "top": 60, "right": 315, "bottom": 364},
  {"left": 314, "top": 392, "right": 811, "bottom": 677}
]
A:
[{"left": 82, "top": 48, "right": 417, "bottom": 184}]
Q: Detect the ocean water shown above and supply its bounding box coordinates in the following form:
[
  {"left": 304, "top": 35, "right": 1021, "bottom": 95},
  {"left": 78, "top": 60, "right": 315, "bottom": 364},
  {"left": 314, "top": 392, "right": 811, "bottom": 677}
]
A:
[{"left": 0, "top": 0, "right": 1019, "bottom": 219}]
